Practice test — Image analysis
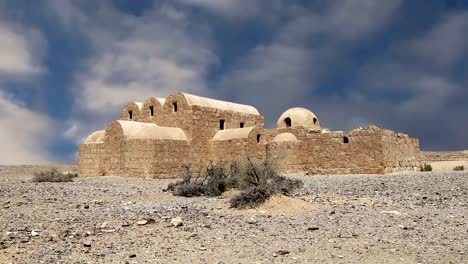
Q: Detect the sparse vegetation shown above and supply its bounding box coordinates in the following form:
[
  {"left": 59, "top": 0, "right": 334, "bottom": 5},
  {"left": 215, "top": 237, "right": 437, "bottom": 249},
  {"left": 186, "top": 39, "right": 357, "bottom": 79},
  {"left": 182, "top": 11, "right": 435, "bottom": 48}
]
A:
[
  {"left": 454, "top": 166, "right": 464, "bottom": 171},
  {"left": 166, "top": 159, "right": 303, "bottom": 208},
  {"left": 420, "top": 163, "right": 433, "bottom": 172},
  {"left": 32, "top": 169, "right": 76, "bottom": 183}
]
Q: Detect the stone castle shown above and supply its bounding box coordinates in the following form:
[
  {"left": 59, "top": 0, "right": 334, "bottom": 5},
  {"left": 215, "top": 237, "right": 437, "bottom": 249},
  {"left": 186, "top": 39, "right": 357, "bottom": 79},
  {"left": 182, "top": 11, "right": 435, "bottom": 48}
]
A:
[{"left": 78, "top": 92, "right": 421, "bottom": 178}]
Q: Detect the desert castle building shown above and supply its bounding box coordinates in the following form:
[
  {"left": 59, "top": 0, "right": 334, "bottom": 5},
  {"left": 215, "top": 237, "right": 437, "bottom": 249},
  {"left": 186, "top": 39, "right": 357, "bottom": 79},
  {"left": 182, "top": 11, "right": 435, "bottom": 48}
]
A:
[{"left": 78, "top": 92, "right": 421, "bottom": 178}]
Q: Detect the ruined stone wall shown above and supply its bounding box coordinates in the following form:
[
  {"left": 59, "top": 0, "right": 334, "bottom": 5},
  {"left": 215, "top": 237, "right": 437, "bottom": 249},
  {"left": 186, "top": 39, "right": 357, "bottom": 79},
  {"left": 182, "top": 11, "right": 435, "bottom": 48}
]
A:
[
  {"left": 122, "top": 139, "right": 190, "bottom": 178},
  {"left": 266, "top": 128, "right": 386, "bottom": 175},
  {"left": 381, "top": 131, "right": 421, "bottom": 173},
  {"left": 421, "top": 151, "right": 468, "bottom": 162},
  {"left": 78, "top": 143, "right": 104, "bottom": 177}
]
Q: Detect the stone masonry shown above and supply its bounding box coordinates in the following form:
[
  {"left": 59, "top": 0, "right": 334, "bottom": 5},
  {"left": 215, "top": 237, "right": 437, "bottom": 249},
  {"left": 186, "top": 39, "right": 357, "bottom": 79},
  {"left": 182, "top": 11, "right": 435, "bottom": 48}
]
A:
[{"left": 78, "top": 92, "right": 422, "bottom": 178}]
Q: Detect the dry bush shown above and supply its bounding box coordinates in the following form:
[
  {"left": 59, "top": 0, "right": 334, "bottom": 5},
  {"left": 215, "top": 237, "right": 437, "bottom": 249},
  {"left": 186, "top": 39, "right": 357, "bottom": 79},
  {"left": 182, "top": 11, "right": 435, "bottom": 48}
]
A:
[
  {"left": 228, "top": 159, "right": 303, "bottom": 208},
  {"left": 420, "top": 163, "right": 432, "bottom": 172},
  {"left": 32, "top": 169, "right": 75, "bottom": 183},
  {"left": 167, "top": 163, "right": 230, "bottom": 197},
  {"left": 229, "top": 186, "right": 270, "bottom": 209},
  {"left": 166, "top": 159, "right": 303, "bottom": 209},
  {"left": 454, "top": 166, "right": 464, "bottom": 171}
]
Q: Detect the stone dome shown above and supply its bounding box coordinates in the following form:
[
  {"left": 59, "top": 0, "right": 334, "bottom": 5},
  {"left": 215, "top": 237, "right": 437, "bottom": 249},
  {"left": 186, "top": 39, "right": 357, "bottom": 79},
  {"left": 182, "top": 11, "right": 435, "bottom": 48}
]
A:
[
  {"left": 276, "top": 107, "right": 320, "bottom": 129},
  {"left": 272, "top": 132, "right": 298, "bottom": 142}
]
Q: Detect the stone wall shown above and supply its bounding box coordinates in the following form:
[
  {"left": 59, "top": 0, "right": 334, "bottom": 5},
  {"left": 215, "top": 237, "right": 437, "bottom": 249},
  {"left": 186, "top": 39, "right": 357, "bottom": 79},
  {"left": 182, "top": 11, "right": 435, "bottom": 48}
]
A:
[
  {"left": 381, "top": 130, "right": 421, "bottom": 173},
  {"left": 210, "top": 128, "right": 266, "bottom": 165},
  {"left": 421, "top": 151, "right": 468, "bottom": 162},
  {"left": 122, "top": 139, "right": 190, "bottom": 178},
  {"left": 78, "top": 143, "right": 104, "bottom": 177}
]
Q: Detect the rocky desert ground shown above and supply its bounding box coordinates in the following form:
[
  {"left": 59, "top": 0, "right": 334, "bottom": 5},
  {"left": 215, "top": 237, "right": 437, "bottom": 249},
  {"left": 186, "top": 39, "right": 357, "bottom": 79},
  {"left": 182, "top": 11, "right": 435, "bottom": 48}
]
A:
[{"left": 0, "top": 165, "right": 467, "bottom": 264}]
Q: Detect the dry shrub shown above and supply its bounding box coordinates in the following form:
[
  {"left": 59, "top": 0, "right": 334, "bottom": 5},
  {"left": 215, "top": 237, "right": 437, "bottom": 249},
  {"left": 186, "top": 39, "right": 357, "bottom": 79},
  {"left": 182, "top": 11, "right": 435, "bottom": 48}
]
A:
[
  {"left": 228, "top": 159, "right": 303, "bottom": 208},
  {"left": 167, "top": 159, "right": 303, "bottom": 209},
  {"left": 167, "top": 163, "right": 229, "bottom": 197},
  {"left": 454, "top": 166, "right": 464, "bottom": 171},
  {"left": 32, "top": 169, "right": 75, "bottom": 183},
  {"left": 230, "top": 186, "right": 270, "bottom": 209},
  {"left": 420, "top": 163, "right": 432, "bottom": 172}
]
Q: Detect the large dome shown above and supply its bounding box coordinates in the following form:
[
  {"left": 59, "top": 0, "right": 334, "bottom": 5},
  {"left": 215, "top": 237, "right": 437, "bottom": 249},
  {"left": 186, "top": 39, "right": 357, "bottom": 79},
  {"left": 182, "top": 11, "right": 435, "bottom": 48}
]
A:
[{"left": 276, "top": 107, "right": 320, "bottom": 129}]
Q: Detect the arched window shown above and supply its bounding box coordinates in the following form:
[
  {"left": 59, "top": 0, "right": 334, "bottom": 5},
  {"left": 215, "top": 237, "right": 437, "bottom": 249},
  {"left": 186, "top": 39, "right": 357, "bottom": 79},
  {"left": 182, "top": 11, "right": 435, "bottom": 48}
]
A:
[
  {"left": 172, "top": 102, "right": 178, "bottom": 112},
  {"left": 284, "top": 117, "right": 292, "bottom": 128},
  {"left": 149, "top": 106, "right": 154, "bottom": 117},
  {"left": 257, "top": 134, "right": 261, "bottom": 143},
  {"left": 343, "top": 136, "right": 349, "bottom": 144},
  {"left": 128, "top": 110, "right": 133, "bottom": 120},
  {"left": 313, "top": 117, "right": 317, "bottom": 124}
]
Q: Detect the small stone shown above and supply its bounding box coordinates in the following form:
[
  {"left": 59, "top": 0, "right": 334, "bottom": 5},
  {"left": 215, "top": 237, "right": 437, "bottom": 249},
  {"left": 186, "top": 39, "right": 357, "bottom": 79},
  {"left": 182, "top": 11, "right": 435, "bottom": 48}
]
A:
[
  {"left": 129, "top": 254, "right": 136, "bottom": 258},
  {"left": 83, "top": 240, "right": 92, "bottom": 247},
  {"left": 247, "top": 217, "right": 257, "bottom": 224},
  {"left": 99, "top": 222, "right": 108, "bottom": 229},
  {"left": 137, "top": 220, "right": 148, "bottom": 226},
  {"left": 380, "top": 210, "right": 402, "bottom": 216},
  {"left": 171, "top": 217, "right": 183, "bottom": 227},
  {"left": 122, "top": 221, "right": 131, "bottom": 227},
  {"left": 276, "top": 250, "right": 290, "bottom": 256},
  {"left": 30, "top": 230, "right": 40, "bottom": 237},
  {"left": 83, "top": 205, "right": 89, "bottom": 209}
]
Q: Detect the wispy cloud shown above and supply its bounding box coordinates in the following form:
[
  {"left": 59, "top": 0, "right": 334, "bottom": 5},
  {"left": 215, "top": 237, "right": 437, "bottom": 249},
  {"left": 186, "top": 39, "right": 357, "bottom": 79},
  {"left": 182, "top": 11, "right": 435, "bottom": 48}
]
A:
[
  {"left": 57, "top": 3, "right": 218, "bottom": 141},
  {"left": 0, "top": 22, "right": 46, "bottom": 78},
  {"left": 0, "top": 91, "right": 55, "bottom": 164}
]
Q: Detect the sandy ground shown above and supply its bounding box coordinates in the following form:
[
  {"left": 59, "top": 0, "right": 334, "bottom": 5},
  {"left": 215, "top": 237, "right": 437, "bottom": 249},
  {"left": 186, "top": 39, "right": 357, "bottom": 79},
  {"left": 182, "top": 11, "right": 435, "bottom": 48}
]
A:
[{"left": 0, "top": 166, "right": 467, "bottom": 264}]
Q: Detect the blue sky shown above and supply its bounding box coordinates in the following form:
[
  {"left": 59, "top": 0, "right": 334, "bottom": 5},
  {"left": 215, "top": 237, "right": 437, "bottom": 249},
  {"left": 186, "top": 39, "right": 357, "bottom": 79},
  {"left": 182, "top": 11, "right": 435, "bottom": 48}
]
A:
[{"left": 0, "top": 0, "right": 467, "bottom": 164}]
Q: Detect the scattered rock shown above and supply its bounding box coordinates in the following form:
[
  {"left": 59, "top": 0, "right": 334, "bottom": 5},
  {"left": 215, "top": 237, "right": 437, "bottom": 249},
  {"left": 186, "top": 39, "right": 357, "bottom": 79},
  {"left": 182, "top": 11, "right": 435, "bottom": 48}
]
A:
[
  {"left": 380, "top": 210, "right": 402, "bottom": 216},
  {"left": 171, "top": 217, "right": 183, "bottom": 227},
  {"left": 83, "top": 240, "right": 92, "bottom": 247},
  {"left": 137, "top": 220, "right": 149, "bottom": 226},
  {"left": 307, "top": 227, "right": 320, "bottom": 231},
  {"left": 247, "top": 217, "right": 257, "bottom": 224},
  {"left": 30, "top": 230, "right": 40, "bottom": 237},
  {"left": 276, "top": 250, "right": 290, "bottom": 256},
  {"left": 129, "top": 254, "right": 137, "bottom": 258}
]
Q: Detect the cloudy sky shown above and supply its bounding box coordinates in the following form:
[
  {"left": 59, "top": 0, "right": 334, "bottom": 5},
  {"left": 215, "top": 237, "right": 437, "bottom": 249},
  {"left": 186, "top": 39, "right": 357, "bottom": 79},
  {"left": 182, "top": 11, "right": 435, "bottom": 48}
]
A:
[{"left": 0, "top": 0, "right": 467, "bottom": 164}]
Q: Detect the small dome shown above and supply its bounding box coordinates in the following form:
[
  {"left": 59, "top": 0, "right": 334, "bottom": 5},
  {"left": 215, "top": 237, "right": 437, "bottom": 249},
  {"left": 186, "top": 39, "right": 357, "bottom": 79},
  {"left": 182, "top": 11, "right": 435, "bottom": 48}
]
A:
[
  {"left": 277, "top": 107, "right": 320, "bottom": 129},
  {"left": 272, "top": 133, "right": 298, "bottom": 142}
]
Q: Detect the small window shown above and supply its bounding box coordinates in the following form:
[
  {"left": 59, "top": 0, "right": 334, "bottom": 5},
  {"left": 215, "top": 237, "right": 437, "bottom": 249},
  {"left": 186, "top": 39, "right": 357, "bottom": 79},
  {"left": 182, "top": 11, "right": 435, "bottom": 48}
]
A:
[
  {"left": 128, "top": 110, "right": 133, "bottom": 120},
  {"left": 220, "top": 119, "right": 225, "bottom": 130},
  {"left": 257, "top": 134, "right": 261, "bottom": 143},
  {"left": 173, "top": 102, "right": 178, "bottom": 112},
  {"left": 240, "top": 122, "right": 245, "bottom": 128},
  {"left": 313, "top": 117, "right": 317, "bottom": 124},
  {"left": 284, "top": 117, "right": 292, "bottom": 128},
  {"left": 149, "top": 106, "right": 154, "bottom": 117},
  {"left": 343, "top": 136, "right": 349, "bottom": 144}
]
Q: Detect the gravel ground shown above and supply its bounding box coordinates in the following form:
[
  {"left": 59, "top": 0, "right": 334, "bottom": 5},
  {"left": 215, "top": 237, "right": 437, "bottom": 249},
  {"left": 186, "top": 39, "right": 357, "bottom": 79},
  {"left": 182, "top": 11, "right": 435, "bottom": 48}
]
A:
[{"left": 0, "top": 166, "right": 467, "bottom": 264}]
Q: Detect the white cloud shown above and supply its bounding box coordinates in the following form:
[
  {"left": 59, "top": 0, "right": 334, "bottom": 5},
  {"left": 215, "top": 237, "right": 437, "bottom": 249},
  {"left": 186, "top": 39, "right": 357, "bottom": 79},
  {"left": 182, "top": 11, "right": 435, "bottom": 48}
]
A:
[
  {"left": 218, "top": 0, "right": 404, "bottom": 126},
  {"left": 0, "top": 91, "right": 55, "bottom": 164},
  {"left": 325, "top": 0, "right": 403, "bottom": 40},
  {"left": 173, "top": 0, "right": 290, "bottom": 19},
  {"left": 405, "top": 11, "right": 468, "bottom": 67},
  {"left": 0, "top": 22, "right": 46, "bottom": 77},
  {"left": 59, "top": 3, "right": 218, "bottom": 141}
]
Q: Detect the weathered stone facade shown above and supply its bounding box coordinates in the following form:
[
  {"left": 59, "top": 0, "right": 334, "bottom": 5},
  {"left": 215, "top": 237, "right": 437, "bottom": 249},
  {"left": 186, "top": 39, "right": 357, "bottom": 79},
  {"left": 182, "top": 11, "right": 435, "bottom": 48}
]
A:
[{"left": 78, "top": 92, "right": 422, "bottom": 178}]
